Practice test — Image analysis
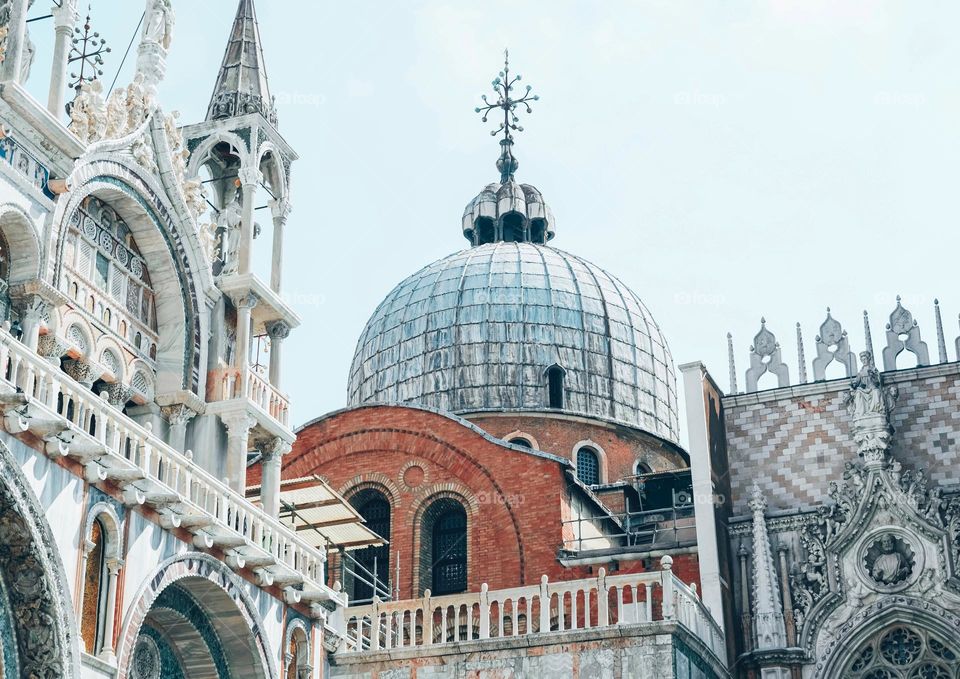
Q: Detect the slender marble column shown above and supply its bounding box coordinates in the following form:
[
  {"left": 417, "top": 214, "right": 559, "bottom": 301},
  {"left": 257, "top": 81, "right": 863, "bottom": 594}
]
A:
[
  {"left": 223, "top": 413, "right": 255, "bottom": 492},
  {"left": 47, "top": 1, "right": 78, "bottom": 115},
  {"left": 238, "top": 167, "right": 262, "bottom": 276},
  {"left": 265, "top": 320, "right": 291, "bottom": 389},
  {"left": 0, "top": 0, "right": 30, "bottom": 82},
  {"left": 268, "top": 198, "right": 291, "bottom": 292},
  {"left": 98, "top": 561, "right": 122, "bottom": 660}
]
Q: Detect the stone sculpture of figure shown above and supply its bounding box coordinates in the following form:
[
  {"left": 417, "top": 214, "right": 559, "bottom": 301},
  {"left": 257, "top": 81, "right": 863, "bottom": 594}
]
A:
[
  {"left": 126, "top": 72, "right": 150, "bottom": 132},
  {"left": 871, "top": 534, "right": 906, "bottom": 585},
  {"left": 217, "top": 191, "right": 243, "bottom": 275},
  {"left": 142, "top": 0, "right": 174, "bottom": 50},
  {"left": 104, "top": 88, "right": 128, "bottom": 138},
  {"left": 846, "top": 351, "right": 884, "bottom": 418},
  {"left": 69, "top": 79, "right": 107, "bottom": 144}
]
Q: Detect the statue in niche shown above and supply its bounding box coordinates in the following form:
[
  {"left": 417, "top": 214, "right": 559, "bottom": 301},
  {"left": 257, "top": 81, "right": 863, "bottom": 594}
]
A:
[
  {"left": 142, "top": 0, "right": 174, "bottom": 50},
  {"left": 217, "top": 191, "right": 243, "bottom": 276},
  {"left": 864, "top": 533, "right": 913, "bottom": 587}
]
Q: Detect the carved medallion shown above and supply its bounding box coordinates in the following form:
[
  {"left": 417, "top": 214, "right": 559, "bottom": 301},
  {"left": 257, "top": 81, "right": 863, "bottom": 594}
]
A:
[
  {"left": 860, "top": 532, "right": 916, "bottom": 591},
  {"left": 131, "top": 634, "right": 161, "bottom": 679}
]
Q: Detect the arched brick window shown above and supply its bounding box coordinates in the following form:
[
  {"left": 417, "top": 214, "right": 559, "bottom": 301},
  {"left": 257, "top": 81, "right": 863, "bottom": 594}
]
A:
[
  {"left": 577, "top": 447, "right": 600, "bottom": 486},
  {"left": 422, "top": 498, "right": 468, "bottom": 595},
  {"left": 348, "top": 489, "right": 391, "bottom": 603}
]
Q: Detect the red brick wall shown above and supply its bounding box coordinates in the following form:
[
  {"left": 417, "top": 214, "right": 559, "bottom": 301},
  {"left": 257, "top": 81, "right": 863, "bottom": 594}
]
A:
[
  {"left": 270, "top": 405, "right": 701, "bottom": 600},
  {"left": 466, "top": 412, "right": 688, "bottom": 484}
]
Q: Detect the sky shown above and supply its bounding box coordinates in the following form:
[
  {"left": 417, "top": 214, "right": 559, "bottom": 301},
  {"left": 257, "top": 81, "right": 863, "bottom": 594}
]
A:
[{"left": 23, "top": 1, "right": 960, "bottom": 438}]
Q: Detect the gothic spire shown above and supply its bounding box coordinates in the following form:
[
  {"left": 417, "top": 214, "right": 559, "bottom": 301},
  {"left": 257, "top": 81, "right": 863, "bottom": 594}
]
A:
[
  {"left": 748, "top": 485, "right": 787, "bottom": 650},
  {"left": 206, "top": 0, "right": 277, "bottom": 126}
]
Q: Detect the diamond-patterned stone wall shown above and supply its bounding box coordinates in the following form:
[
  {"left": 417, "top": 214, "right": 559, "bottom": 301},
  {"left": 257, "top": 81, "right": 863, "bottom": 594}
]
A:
[{"left": 723, "top": 364, "right": 960, "bottom": 515}]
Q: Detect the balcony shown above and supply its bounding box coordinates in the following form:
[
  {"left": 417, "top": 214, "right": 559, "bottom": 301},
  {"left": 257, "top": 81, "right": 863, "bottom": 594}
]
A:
[
  {"left": 208, "top": 365, "right": 291, "bottom": 434},
  {"left": 332, "top": 558, "right": 725, "bottom": 672},
  {"left": 0, "top": 328, "right": 338, "bottom": 613}
]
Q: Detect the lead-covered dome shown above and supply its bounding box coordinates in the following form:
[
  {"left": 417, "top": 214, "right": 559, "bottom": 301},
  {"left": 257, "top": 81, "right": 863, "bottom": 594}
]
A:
[{"left": 347, "top": 242, "right": 679, "bottom": 442}]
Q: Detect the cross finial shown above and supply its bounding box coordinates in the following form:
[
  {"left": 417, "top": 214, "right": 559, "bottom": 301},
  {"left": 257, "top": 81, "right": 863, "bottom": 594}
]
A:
[{"left": 475, "top": 49, "right": 540, "bottom": 183}]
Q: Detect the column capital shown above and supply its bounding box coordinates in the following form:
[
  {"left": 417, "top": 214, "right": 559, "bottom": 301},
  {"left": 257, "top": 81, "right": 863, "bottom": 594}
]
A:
[
  {"left": 105, "top": 383, "right": 134, "bottom": 408},
  {"left": 268, "top": 198, "right": 292, "bottom": 223},
  {"left": 258, "top": 436, "right": 291, "bottom": 462},
  {"left": 222, "top": 412, "right": 256, "bottom": 437},
  {"left": 52, "top": 0, "right": 79, "bottom": 30},
  {"left": 236, "top": 292, "right": 259, "bottom": 311},
  {"left": 161, "top": 403, "right": 197, "bottom": 427},
  {"left": 238, "top": 167, "right": 263, "bottom": 187},
  {"left": 265, "top": 319, "right": 291, "bottom": 341},
  {"left": 62, "top": 357, "right": 106, "bottom": 388}
]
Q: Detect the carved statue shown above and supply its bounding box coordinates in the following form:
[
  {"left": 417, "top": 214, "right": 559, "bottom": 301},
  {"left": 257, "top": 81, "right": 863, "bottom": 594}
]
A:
[
  {"left": 870, "top": 534, "right": 908, "bottom": 585},
  {"left": 845, "top": 351, "right": 885, "bottom": 419},
  {"left": 142, "top": 0, "right": 174, "bottom": 50},
  {"left": 217, "top": 191, "right": 243, "bottom": 275},
  {"left": 104, "top": 87, "right": 128, "bottom": 138},
  {"left": 69, "top": 79, "right": 107, "bottom": 144},
  {"left": 126, "top": 72, "right": 151, "bottom": 132}
]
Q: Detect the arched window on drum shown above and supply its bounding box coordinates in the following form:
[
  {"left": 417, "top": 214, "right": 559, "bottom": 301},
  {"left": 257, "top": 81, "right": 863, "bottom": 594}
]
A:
[{"left": 64, "top": 196, "right": 158, "bottom": 362}]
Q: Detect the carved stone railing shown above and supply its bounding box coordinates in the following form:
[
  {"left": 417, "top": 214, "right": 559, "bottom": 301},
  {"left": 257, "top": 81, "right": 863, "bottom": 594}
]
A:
[
  {"left": 207, "top": 365, "right": 290, "bottom": 429},
  {"left": 337, "top": 556, "right": 724, "bottom": 661},
  {"left": 246, "top": 367, "right": 290, "bottom": 427},
  {"left": 0, "top": 328, "right": 337, "bottom": 612}
]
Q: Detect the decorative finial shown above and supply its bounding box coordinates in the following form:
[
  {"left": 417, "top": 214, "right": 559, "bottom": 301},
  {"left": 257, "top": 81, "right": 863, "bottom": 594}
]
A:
[
  {"left": 727, "top": 332, "right": 738, "bottom": 395},
  {"left": 796, "top": 322, "right": 808, "bottom": 383},
  {"left": 475, "top": 49, "right": 540, "bottom": 183},
  {"left": 934, "top": 299, "right": 947, "bottom": 363},
  {"left": 863, "top": 310, "right": 874, "bottom": 359}
]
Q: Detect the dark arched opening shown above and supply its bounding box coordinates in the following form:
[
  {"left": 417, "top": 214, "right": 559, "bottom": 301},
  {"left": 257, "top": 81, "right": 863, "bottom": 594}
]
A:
[
  {"left": 547, "top": 364, "right": 565, "bottom": 409},
  {"left": 577, "top": 447, "right": 600, "bottom": 485},
  {"left": 348, "top": 489, "right": 391, "bottom": 603},
  {"left": 421, "top": 498, "right": 468, "bottom": 595}
]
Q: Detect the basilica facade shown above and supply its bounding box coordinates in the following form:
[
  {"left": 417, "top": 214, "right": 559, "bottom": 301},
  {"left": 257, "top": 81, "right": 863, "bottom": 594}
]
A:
[{"left": 0, "top": 1, "right": 957, "bottom": 678}]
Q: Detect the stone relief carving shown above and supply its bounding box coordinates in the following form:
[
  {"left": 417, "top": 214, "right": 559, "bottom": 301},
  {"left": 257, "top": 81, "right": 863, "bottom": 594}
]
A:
[
  {"left": 70, "top": 73, "right": 155, "bottom": 147},
  {"left": 842, "top": 350, "right": 898, "bottom": 464},
  {"left": 130, "top": 634, "right": 161, "bottom": 679},
  {"left": 862, "top": 533, "right": 914, "bottom": 588},
  {"left": 0, "top": 441, "right": 78, "bottom": 678}
]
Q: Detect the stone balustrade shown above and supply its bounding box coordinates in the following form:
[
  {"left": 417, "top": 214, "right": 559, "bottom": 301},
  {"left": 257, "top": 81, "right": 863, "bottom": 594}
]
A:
[
  {"left": 338, "top": 557, "right": 724, "bottom": 660},
  {"left": 209, "top": 365, "right": 290, "bottom": 428},
  {"left": 0, "top": 328, "right": 336, "bottom": 613}
]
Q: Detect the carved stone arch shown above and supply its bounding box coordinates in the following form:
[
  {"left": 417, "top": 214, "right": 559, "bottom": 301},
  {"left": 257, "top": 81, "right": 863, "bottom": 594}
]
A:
[
  {"left": 815, "top": 597, "right": 960, "bottom": 678},
  {"left": 503, "top": 430, "right": 540, "bottom": 450},
  {"left": 0, "top": 202, "right": 42, "bottom": 285},
  {"left": 0, "top": 438, "right": 82, "bottom": 679},
  {"left": 49, "top": 161, "right": 214, "bottom": 396},
  {"left": 61, "top": 312, "right": 94, "bottom": 355},
  {"left": 186, "top": 130, "right": 250, "bottom": 179},
  {"left": 96, "top": 337, "right": 127, "bottom": 382},
  {"left": 256, "top": 142, "right": 287, "bottom": 201},
  {"left": 82, "top": 501, "right": 124, "bottom": 559},
  {"left": 283, "top": 616, "right": 311, "bottom": 677},
  {"left": 116, "top": 552, "right": 277, "bottom": 679}
]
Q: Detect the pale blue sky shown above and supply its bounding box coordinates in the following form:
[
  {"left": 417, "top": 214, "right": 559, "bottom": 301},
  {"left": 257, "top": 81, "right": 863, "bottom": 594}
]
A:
[{"left": 25, "top": 1, "right": 960, "bottom": 432}]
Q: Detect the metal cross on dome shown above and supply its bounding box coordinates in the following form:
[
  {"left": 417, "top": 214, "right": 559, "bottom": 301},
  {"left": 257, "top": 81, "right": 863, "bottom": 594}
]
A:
[{"left": 475, "top": 49, "right": 539, "bottom": 183}]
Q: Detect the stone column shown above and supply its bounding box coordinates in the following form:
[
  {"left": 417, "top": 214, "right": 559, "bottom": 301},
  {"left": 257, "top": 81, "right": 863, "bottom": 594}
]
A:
[
  {"left": 268, "top": 198, "right": 291, "bottom": 292},
  {"left": 222, "top": 413, "right": 254, "bottom": 493},
  {"left": 238, "top": 167, "right": 262, "bottom": 276},
  {"left": 0, "top": 0, "right": 30, "bottom": 82},
  {"left": 14, "top": 295, "right": 49, "bottom": 352},
  {"left": 234, "top": 293, "right": 257, "bottom": 395},
  {"left": 259, "top": 437, "right": 291, "bottom": 518},
  {"left": 47, "top": 0, "right": 78, "bottom": 115},
  {"left": 777, "top": 543, "right": 796, "bottom": 646},
  {"left": 98, "top": 560, "right": 122, "bottom": 661},
  {"left": 265, "top": 320, "right": 291, "bottom": 389},
  {"left": 161, "top": 404, "right": 196, "bottom": 452},
  {"left": 737, "top": 541, "right": 752, "bottom": 652}
]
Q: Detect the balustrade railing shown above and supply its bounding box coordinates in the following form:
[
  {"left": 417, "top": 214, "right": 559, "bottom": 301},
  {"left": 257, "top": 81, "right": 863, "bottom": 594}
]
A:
[
  {"left": 208, "top": 365, "right": 290, "bottom": 428},
  {"left": 0, "top": 330, "right": 328, "bottom": 599},
  {"left": 339, "top": 556, "right": 724, "bottom": 660}
]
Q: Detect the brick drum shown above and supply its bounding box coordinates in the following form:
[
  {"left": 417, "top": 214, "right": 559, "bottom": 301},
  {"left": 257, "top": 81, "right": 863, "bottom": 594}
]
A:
[{"left": 263, "top": 405, "right": 702, "bottom": 600}]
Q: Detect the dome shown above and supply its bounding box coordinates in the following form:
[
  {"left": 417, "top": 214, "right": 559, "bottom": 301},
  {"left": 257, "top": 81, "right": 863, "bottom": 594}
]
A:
[{"left": 347, "top": 242, "right": 680, "bottom": 442}]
